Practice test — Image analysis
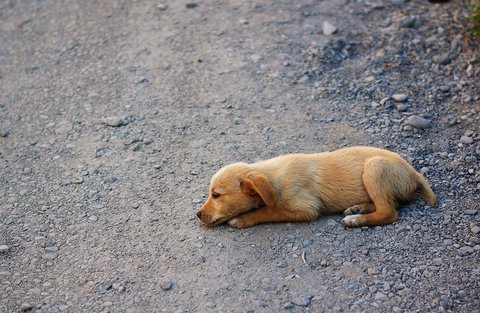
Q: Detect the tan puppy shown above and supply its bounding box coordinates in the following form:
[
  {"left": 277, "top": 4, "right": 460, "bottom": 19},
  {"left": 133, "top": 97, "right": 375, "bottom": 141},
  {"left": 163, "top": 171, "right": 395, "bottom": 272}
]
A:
[{"left": 197, "top": 146, "right": 436, "bottom": 228}]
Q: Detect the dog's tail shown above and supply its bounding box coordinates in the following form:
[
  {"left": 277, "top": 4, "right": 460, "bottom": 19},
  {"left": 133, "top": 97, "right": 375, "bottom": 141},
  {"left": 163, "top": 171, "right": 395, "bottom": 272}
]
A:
[{"left": 416, "top": 173, "right": 436, "bottom": 206}]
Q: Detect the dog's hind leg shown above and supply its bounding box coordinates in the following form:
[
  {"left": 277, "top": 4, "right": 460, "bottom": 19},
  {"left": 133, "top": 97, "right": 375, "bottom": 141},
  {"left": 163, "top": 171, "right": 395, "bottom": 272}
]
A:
[{"left": 341, "top": 156, "right": 417, "bottom": 227}]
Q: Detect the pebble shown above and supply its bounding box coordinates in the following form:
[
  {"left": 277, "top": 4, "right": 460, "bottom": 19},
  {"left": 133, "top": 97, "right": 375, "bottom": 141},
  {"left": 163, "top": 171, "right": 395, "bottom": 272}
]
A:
[
  {"left": 406, "top": 115, "right": 431, "bottom": 129},
  {"left": 205, "top": 301, "right": 216, "bottom": 308},
  {"left": 0, "top": 245, "right": 9, "bottom": 253},
  {"left": 458, "top": 246, "right": 474, "bottom": 256},
  {"left": 160, "top": 280, "right": 173, "bottom": 290},
  {"left": 54, "top": 120, "right": 73, "bottom": 135},
  {"left": 239, "top": 18, "right": 249, "bottom": 25},
  {"left": 470, "top": 223, "right": 480, "bottom": 234},
  {"left": 283, "top": 302, "right": 294, "bottom": 309},
  {"left": 396, "top": 104, "right": 408, "bottom": 111},
  {"left": 392, "top": 94, "right": 408, "bottom": 102},
  {"left": 375, "top": 292, "right": 387, "bottom": 301},
  {"left": 322, "top": 21, "right": 337, "bottom": 35},
  {"left": 464, "top": 209, "right": 478, "bottom": 215},
  {"left": 157, "top": 3, "right": 167, "bottom": 10},
  {"left": 192, "top": 198, "right": 202, "bottom": 204},
  {"left": 20, "top": 303, "right": 33, "bottom": 312},
  {"left": 186, "top": 3, "right": 198, "bottom": 8},
  {"left": 0, "top": 129, "right": 9, "bottom": 137},
  {"left": 460, "top": 136, "right": 473, "bottom": 144},
  {"left": 432, "top": 257, "right": 442, "bottom": 266},
  {"left": 292, "top": 296, "right": 311, "bottom": 307},
  {"left": 276, "top": 260, "right": 288, "bottom": 268},
  {"left": 103, "top": 117, "right": 128, "bottom": 127},
  {"left": 42, "top": 252, "right": 58, "bottom": 260},
  {"left": 88, "top": 215, "right": 98, "bottom": 222},
  {"left": 303, "top": 239, "right": 313, "bottom": 247}
]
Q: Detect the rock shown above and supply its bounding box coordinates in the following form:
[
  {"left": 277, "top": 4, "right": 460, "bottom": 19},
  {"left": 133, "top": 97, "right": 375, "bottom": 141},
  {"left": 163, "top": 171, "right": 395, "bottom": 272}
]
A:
[
  {"left": 406, "top": 115, "right": 431, "bottom": 129},
  {"left": 55, "top": 120, "right": 73, "bottom": 135},
  {"left": 464, "top": 210, "right": 478, "bottom": 215},
  {"left": 276, "top": 260, "right": 288, "bottom": 268},
  {"left": 303, "top": 239, "right": 313, "bottom": 247},
  {"left": 470, "top": 223, "right": 480, "bottom": 234},
  {"left": 367, "top": 268, "right": 379, "bottom": 275},
  {"left": 20, "top": 303, "right": 33, "bottom": 312},
  {"left": 283, "top": 302, "right": 294, "bottom": 309},
  {"left": 156, "top": 4, "right": 167, "bottom": 10},
  {"left": 160, "top": 280, "right": 173, "bottom": 290},
  {"left": 392, "top": 94, "right": 408, "bottom": 102},
  {"left": 42, "top": 253, "right": 58, "bottom": 260},
  {"left": 375, "top": 292, "right": 387, "bottom": 301},
  {"left": 460, "top": 136, "right": 473, "bottom": 144},
  {"left": 103, "top": 117, "right": 128, "bottom": 127},
  {"left": 396, "top": 104, "right": 408, "bottom": 111},
  {"left": 88, "top": 215, "right": 98, "bottom": 222},
  {"left": 0, "top": 245, "right": 9, "bottom": 253},
  {"left": 322, "top": 21, "right": 337, "bottom": 36},
  {"left": 458, "top": 246, "right": 474, "bottom": 256},
  {"left": 185, "top": 3, "right": 198, "bottom": 8},
  {"left": 205, "top": 301, "right": 216, "bottom": 308},
  {"left": 292, "top": 296, "right": 311, "bottom": 307},
  {"left": 0, "top": 129, "right": 9, "bottom": 137},
  {"left": 239, "top": 19, "right": 248, "bottom": 25},
  {"left": 432, "top": 257, "right": 442, "bottom": 266},
  {"left": 466, "top": 64, "right": 473, "bottom": 77}
]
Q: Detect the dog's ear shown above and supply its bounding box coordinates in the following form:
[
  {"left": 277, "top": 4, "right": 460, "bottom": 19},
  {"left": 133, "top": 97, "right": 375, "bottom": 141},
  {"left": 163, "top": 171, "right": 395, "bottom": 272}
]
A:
[{"left": 240, "top": 174, "right": 276, "bottom": 207}]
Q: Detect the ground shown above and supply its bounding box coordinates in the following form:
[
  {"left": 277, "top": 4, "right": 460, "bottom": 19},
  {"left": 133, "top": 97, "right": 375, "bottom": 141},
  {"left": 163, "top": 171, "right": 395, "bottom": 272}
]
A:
[{"left": 0, "top": 0, "right": 479, "bottom": 312}]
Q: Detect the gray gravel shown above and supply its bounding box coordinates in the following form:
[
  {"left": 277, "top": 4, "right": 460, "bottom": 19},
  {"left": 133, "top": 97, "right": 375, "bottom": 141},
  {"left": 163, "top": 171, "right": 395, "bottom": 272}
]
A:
[{"left": 1, "top": 0, "right": 479, "bottom": 312}]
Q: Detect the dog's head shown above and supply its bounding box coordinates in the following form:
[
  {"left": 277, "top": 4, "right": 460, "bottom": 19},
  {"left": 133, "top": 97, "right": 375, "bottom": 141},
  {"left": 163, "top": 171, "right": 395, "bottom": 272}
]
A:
[{"left": 197, "top": 163, "right": 277, "bottom": 226}]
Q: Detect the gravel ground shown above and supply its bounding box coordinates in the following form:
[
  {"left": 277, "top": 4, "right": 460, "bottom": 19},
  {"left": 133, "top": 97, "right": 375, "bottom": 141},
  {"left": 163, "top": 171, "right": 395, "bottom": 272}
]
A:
[{"left": 1, "top": 0, "right": 479, "bottom": 312}]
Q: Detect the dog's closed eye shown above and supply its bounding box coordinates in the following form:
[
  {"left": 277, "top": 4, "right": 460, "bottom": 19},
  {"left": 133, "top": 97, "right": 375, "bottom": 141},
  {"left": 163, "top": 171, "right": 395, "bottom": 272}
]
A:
[{"left": 212, "top": 192, "right": 221, "bottom": 199}]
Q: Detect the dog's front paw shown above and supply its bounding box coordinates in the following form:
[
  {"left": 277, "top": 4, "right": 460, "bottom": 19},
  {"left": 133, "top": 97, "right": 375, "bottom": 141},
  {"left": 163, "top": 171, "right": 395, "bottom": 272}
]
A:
[
  {"left": 228, "top": 217, "right": 254, "bottom": 228},
  {"left": 341, "top": 214, "right": 363, "bottom": 228}
]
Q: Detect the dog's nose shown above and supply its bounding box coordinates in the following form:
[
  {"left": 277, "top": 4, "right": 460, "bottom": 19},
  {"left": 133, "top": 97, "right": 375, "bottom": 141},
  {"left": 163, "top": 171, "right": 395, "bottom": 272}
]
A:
[{"left": 196, "top": 211, "right": 202, "bottom": 219}]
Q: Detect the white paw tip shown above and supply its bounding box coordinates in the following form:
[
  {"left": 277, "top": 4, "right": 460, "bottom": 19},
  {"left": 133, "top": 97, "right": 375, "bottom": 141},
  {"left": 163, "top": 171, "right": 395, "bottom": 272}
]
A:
[
  {"left": 228, "top": 218, "right": 239, "bottom": 226},
  {"left": 342, "top": 214, "right": 362, "bottom": 226}
]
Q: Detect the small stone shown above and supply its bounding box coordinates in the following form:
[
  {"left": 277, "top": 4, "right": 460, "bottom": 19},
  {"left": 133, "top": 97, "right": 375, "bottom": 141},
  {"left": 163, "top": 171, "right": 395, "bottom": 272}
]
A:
[
  {"left": 103, "top": 117, "right": 128, "bottom": 127},
  {"left": 406, "top": 115, "right": 431, "bottom": 129},
  {"left": 303, "top": 239, "right": 313, "bottom": 247},
  {"left": 380, "top": 97, "right": 389, "bottom": 105},
  {"left": 276, "top": 261, "right": 288, "bottom": 268},
  {"left": 160, "top": 280, "right": 173, "bottom": 290},
  {"left": 20, "top": 303, "right": 33, "bottom": 312},
  {"left": 205, "top": 302, "right": 216, "bottom": 308},
  {"left": 292, "top": 296, "right": 311, "bottom": 307},
  {"left": 88, "top": 216, "right": 98, "bottom": 222},
  {"left": 432, "top": 257, "right": 443, "bottom": 266},
  {"left": 192, "top": 198, "right": 202, "bottom": 204},
  {"left": 131, "top": 202, "right": 140, "bottom": 209},
  {"left": 470, "top": 223, "right": 480, "bottom": 234},
  {"left": 458, "top": 246, "right": 474, "bottom": 256},
  {"left": 464, "top": 209, "right": 478, "bottom": 215},
  {"left": 322, "top": 21, "right": 337, "bottom": 36},
  {"left": 186, "top": 3, "right": 197, "bottom": 8},
  {"left": 157, "top": 3, "right": 167, "bottom": 10},
  {"left": 466, "top": 64, "right": 473, "bottom": 77},
  {"left": 396, "top": 104, "right": 408, "bottom": 111},
  {"left": 392, "top": 94, "right": 408, "bottom": 102},
  {"left": 367, "top": 268, "right": 379, "bottom": 275},
  {"left": 464, "top": 130, "right": 474, "bottom": 136},
  {"left": 460, "top": 136, "right": 473, "bottom": 144},
  {"left": 55, "top": 120, "right": 73, "bottom": 135},
  {"left": 42, "top": 252, "right": 58, "bottom": 260},
  {"left": 0, "top": 129, "right": 9, "bottom": 137},
  {"left": 239, "top": 18, "right": 248, "bottom": 25},
  {"left": 283, "top": 302, "right": 294, "bottom": 309},
  {"left": 375, "top": 292, "right": 387, "bottom": 301},
  {"left": 0, "top": 245, "right": 9, "bottom": 253}
]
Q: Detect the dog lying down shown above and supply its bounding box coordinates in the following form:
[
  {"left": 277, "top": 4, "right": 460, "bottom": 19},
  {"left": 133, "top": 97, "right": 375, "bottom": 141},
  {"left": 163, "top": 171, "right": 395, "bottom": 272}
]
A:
[{"left": 197, "top": 146, "right": 436, "bottom": 228}]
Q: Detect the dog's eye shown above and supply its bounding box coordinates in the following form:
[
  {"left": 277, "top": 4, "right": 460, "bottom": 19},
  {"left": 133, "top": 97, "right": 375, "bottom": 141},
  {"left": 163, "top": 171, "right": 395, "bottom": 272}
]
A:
[{"left": 212, "top": 192, "right": 221, "bottom": 199}]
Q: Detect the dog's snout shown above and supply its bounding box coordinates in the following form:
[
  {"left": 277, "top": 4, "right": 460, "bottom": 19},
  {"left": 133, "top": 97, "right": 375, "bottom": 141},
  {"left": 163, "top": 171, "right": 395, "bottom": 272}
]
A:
[{"left": 196, "top": 211, "right": 202, "bottom": 219}]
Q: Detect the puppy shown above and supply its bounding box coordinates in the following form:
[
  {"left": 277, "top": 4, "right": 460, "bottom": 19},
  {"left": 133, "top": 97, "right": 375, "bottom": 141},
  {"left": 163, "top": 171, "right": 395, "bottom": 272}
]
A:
[{"left": 197, "top": 146, "right": 436, "bottom": 228}]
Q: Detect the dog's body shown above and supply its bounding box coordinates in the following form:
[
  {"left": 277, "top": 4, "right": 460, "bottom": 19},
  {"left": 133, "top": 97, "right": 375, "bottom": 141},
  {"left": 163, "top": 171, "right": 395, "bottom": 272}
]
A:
[{"left": 197, "top": 146, "right": 436, "bottom": 228}]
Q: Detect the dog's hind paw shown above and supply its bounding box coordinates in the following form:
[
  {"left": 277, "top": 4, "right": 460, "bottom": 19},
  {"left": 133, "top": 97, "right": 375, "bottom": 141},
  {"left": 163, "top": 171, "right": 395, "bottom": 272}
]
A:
[
  {"left": 341, "top": 214, "right": 362, "bottom": 228},
  {"left": 228, "top": 218, "right": 240, "bottom": 227}
]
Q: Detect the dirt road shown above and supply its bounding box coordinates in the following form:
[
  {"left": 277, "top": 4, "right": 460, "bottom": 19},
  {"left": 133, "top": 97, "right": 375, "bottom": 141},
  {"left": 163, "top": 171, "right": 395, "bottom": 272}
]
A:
[{"left": 1, "top": 0, "right": 479, "bottom": 312}]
